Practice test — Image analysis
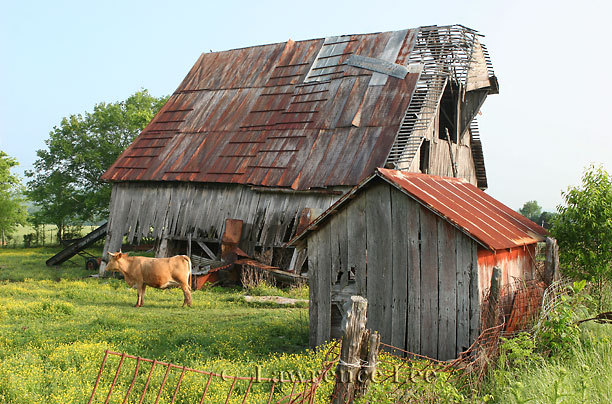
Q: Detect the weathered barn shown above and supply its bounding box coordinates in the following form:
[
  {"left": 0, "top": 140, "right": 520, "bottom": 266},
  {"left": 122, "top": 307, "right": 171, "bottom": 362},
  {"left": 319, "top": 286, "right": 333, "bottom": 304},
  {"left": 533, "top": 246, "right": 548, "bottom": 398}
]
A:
[
  {"left": 290, "top": 169, "right": 547, "bottom": 360},
  {"left": 100, "top": 25, "right": 498, "bottom": 273}
]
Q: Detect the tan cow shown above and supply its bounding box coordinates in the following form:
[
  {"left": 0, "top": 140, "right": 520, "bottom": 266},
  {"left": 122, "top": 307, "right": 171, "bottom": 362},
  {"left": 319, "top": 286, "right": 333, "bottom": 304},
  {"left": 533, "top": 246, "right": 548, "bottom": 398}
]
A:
[{"left": 106, "top": 252, "right": 192, "bottom": 307}]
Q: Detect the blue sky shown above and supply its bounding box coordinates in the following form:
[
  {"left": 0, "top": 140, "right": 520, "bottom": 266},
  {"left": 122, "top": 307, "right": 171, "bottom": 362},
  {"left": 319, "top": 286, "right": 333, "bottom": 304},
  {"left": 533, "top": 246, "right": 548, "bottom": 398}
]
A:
[{"left": 1, "top": 0, "right": 610, "bottom": 211}]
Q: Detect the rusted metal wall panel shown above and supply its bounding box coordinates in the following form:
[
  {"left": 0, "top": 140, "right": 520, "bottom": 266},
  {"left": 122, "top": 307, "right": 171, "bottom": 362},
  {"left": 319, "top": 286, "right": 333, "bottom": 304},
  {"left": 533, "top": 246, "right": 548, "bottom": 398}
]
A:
[{"left": 477, "top": 245, "right": 538, "bottom": 300}]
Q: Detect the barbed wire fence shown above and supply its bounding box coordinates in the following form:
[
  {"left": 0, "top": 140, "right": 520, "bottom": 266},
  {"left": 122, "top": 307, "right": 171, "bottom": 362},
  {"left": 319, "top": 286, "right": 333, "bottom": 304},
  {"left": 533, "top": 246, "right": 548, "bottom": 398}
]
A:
[{"left": 325, "top": 274, "right": 572, "bottom": 403}]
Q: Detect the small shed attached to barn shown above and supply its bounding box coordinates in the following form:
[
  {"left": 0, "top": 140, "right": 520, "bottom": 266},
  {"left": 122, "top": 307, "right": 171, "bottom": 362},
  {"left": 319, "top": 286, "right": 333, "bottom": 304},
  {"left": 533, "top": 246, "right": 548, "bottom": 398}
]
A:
[{"left": 291, "top": 168, "right": 547, "bottom": 360}]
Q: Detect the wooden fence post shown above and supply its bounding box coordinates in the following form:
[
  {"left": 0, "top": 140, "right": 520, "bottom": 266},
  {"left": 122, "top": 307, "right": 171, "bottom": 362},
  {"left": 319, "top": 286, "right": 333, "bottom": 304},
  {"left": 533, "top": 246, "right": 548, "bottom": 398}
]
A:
[
  {"left": 355, "top": 329, "right": 381, "bottom": 399},
  {"left": 544, "top": 237, "right": 560, "bottom": 286},
  {"left": 333, "top": 296, "right": 368, "bottom": 404},
  {"left": 485, "top": 266, "right": 502, "bottom": 329}
]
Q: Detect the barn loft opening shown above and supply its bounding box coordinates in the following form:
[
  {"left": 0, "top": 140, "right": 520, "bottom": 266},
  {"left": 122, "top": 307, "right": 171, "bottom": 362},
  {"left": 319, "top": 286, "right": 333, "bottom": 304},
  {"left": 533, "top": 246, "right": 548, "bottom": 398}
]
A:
[
  {"left": 419, "top": 139, "right": 430, "bottom": 174},
  {"left": 438, "top": 82, "right": 459, "bottom": 143}
]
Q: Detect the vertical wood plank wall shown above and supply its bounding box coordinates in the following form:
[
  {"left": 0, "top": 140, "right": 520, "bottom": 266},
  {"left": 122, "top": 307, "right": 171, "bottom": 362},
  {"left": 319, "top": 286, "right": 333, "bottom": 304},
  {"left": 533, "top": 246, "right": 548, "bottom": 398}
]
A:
[
  {"left": 102, "top": 182, "right": 344, "bottom": 266},
  {"left": 307, "top": 179, "right": 480, "bottom": 360}
]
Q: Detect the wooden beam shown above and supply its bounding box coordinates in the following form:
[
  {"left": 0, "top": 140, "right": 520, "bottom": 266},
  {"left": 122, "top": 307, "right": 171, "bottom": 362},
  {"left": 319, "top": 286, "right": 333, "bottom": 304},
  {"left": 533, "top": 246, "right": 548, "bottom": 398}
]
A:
[
  {"left": 437, "top": 220, "right": 457, "bottom": 360},
  {"left": 197, "top": 241, "right": 217, "bottom": 260},
  {"left": 406, "top": 199, "right": 421, "bottom": 353},
  {"left": 308, "top": 232, "right": 320, "bottom": 349},
  {"left": 187, "top": 234, "right": 192, "bottom": 261},
  {"left": 317, "top": 224, "right": 332, "bottom": 347},
  {"left": 390, "top": 187, "right": 408, "bottom": 352},
  {"left": 455, "top": 235, "right": 471, "bottom": 356},
  {"left": 365, "top": 182, "right": 393, "bottom": 343},
  {"left": 419, "top": 208, "right": 439, "bottom": 358},
  {"left": 468, "top": 241, "right": 480, "bottom": 344},
  {"left": 355, "top": 330, "right": 381, "bottom": 399},
  {"left": 484, "top": 266, "right": 502, "bottom": 330},
  {"left": 544, "top": 237, "right": 560, "bottom": 286}
]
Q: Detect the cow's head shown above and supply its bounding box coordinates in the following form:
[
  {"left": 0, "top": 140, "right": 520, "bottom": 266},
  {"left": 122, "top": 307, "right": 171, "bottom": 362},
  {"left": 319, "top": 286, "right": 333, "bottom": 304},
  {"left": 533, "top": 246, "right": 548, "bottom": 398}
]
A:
[{"left": 106, "top": 251, "right": 129, "bottom": 272}]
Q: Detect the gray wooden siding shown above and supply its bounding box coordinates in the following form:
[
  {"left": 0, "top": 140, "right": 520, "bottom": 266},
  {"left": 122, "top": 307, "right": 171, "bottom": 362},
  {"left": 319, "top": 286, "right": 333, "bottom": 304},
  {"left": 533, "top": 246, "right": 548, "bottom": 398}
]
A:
[
  {"left": 419, "top": 131, "right": 477, "bottom": 184},
  {"left": 400, "top": 102, "right": 479, "bottom": 187},
  {"left": 306, "top": 180, "right": 480, "bottom": 360},
  {"left": 103, "top": 182, "right": 345, "bottom": 264}
]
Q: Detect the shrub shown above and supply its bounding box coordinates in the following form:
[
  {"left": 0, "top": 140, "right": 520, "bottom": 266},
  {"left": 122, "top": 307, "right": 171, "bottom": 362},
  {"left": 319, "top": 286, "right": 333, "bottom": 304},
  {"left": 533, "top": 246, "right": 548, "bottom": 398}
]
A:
[
  {"left": 536, "top": 280, "right": 591, "bottom": 355},
  {"left": 552, "top": 165, "right": 612, "bottom": 310}
]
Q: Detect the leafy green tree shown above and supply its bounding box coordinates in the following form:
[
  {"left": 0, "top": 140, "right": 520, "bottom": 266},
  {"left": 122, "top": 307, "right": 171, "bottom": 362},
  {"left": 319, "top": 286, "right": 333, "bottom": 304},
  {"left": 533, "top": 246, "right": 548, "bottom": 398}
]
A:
[
  {"left": 0, "top": 151, "right": 28, "bottom": 244},
  {"left": 518, "top": 200, "right": 543, "bottom": 223},
  {"left": 538, "top": 211, "right": 557, "bottom": 230},
  {"left": 26, "top": 90, "right": 167, "bottom": 239},
  {"left": 551, "top": 165, "right": 612, "bottom": 309}
]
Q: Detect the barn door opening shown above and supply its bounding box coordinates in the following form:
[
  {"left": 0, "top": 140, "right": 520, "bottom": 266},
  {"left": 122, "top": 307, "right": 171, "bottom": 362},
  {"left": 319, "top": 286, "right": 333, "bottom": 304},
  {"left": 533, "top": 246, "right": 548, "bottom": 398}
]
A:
[{"left": 438, "top": 82, "right": 459, "bottom": 143}]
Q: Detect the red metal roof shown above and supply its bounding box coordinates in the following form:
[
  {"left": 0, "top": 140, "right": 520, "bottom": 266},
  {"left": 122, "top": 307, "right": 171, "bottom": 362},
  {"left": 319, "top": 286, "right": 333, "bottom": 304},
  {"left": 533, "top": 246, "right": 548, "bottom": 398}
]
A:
[
  {"left": 291, "top": 169, "right": 547, "bottom": 250},
  {"left": 101, "top": 30, "right": 420, "bottom": 189}
]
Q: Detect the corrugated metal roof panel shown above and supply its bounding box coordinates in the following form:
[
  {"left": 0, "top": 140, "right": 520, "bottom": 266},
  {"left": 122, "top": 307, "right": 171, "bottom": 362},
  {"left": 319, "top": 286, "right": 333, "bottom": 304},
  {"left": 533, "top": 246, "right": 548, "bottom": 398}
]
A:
[
  {"left": 377, "top": 169, "right": 547, "bottom": 250},
  {"left": 291, "top": 169, "right": 547, "bottom": 250},
  {"left": 101, "top": 30, "right": 421, "bottom": 189},
  {"left": 378, "top": 169, "right": 546, "bottom": 250}
]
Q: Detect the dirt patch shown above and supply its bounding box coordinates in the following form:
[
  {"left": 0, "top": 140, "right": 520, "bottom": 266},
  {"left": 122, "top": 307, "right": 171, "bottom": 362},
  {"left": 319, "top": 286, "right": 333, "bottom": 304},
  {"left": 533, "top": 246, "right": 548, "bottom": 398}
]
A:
[{"left": 244, "top": 295, "right": 308, "bottom": 305}]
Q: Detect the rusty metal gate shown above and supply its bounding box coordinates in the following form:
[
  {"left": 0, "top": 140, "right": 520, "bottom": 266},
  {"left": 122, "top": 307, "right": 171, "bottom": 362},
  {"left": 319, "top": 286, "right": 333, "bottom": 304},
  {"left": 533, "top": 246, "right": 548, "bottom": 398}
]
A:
[{"left": 88, "top": 346, "right": 338, "bottom": 404}]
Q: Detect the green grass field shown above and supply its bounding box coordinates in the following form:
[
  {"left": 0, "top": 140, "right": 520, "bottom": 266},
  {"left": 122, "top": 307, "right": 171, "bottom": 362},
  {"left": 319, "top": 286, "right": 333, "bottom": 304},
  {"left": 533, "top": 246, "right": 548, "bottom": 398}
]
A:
[
  {"left": 0, "top": 248, "right": 329, "bottom": 403},
  {"left": 1, "top": 248, "right": 612, "bottom": 403},
  {"left": 5, "top": 225, "right": 99, "bottom": 248},
  {"left": 484, "top": 324, "right": 612, "bottom": 403}
]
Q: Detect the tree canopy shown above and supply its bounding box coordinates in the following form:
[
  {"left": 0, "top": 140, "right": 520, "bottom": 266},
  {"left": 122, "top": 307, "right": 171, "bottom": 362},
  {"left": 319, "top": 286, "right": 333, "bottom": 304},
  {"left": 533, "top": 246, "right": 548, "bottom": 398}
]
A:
[
  {"left": 518, "top": 200, "right": 557, "bottom": 229},
  {"left": 518, "top": 200, "right": 543, "bottom": 223},
  {"left": 26, "top": 90, "right": 167, "bottom": 238},
  {"left": 0, "top": 151, "right": 28, "bottom": 242},
  {"left": 551, "top": 165, "right": 612, "bottom": 307}
]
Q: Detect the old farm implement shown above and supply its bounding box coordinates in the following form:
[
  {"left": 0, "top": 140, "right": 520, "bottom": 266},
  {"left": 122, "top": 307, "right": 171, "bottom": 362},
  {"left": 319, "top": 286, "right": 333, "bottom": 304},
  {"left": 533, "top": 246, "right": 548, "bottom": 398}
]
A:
[{"left": 46, "top": 222, "right": 107, "bottom": 269}]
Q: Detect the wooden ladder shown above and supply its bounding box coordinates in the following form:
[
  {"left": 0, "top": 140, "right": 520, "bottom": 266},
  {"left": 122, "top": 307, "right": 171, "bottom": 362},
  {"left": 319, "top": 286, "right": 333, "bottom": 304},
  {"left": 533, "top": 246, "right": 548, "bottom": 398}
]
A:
[{"left": 386, "top": 25, "right": 480, "bottom": 169}]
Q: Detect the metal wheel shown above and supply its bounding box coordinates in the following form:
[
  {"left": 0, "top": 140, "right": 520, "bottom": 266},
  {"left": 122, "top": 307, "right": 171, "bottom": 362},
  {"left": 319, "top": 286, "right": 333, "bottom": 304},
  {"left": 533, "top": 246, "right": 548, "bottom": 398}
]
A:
[{"left": 85, "top": 258, "right": 99, "bottom": 271}]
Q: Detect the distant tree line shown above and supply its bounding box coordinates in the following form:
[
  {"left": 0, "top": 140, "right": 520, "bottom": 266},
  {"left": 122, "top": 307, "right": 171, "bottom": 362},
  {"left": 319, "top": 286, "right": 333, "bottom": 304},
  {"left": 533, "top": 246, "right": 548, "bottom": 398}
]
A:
[{"left": 517, "top": 200, "right": 557, "bottom": 229}]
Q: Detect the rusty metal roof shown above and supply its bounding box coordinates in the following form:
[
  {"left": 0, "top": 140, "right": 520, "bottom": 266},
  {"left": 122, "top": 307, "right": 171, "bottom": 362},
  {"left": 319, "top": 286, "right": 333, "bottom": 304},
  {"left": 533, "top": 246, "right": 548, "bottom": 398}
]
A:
[
  {"left": 101, "top": 29, "right": 422, "bottom": 189},
  {"left": 291, "top": 169, "right": 547, "bottom": 250}
]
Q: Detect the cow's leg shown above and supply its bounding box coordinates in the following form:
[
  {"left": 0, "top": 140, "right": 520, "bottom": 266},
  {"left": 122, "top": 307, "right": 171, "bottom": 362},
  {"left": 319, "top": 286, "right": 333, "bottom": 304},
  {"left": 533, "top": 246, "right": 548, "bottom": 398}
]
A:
[
  {"left": 136, "top": 285, "right": 146, "bottom": 307},
  {"left": 181, "top": 283, "right": 192, "bottom": 307}
]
